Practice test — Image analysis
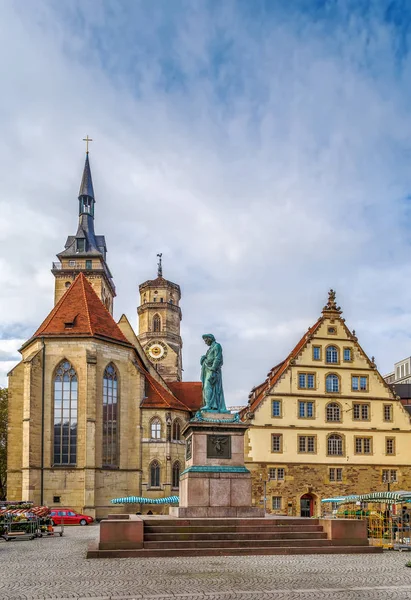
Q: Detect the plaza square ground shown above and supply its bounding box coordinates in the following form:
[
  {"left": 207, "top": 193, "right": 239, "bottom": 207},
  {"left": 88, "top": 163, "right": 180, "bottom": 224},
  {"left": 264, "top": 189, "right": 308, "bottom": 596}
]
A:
[{"left": 2, "top": 525, "right": 411, "bottom": 600}]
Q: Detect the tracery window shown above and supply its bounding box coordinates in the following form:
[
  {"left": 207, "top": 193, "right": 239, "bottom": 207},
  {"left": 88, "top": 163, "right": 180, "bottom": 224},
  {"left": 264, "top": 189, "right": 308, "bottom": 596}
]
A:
[
  {"left": 153, "top": 314, "right": 161, "bottom": 332},
  {"left": 150, "top": 460, "right": 160, "bottom": 487},
  {"left": 172, "top": 419, "right": 181, "bottom": 441},
  {"left": 172, "top": 461, "right": 180, "bottom": 488},
  {"left": 151, "top": 418, "right": 161, "bottom": 439},
  {"left": 103, "top": 363, "right": 118, "bottom": 466},
  {"left": 53, "top": 360, "right": 78, "bottom": 465}
]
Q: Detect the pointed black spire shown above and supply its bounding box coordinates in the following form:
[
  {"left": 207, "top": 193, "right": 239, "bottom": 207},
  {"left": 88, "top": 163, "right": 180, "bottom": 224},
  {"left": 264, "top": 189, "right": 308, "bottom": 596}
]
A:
[
  {"left": 79, "top": 153, "right": 95, "bottom": 200},
  {"left": 157, "top": 253, "right": 163, "bottom": 277}
]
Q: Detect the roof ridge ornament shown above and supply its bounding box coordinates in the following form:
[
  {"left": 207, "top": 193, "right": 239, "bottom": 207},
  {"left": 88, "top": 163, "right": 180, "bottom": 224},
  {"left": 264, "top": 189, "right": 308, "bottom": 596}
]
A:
[{"left": 322, "top": 289, "right": 342, "bottom": 314}]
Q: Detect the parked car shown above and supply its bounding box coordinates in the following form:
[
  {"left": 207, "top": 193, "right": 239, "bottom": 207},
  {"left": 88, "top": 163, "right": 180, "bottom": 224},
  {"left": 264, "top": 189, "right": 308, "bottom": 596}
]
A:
[{"left": 49, "top": 509, "right": 94, "bottom": 526}]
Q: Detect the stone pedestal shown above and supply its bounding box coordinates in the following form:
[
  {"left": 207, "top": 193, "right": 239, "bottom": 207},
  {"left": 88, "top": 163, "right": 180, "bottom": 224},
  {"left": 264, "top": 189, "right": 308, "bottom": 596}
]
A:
[{"left": 169, "top": 412, "right": 264, "bottom": 518}]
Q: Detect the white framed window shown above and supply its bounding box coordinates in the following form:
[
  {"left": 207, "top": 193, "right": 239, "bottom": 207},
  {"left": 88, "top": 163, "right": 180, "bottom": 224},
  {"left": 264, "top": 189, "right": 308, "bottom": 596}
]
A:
[
  {"left": 313, "top": 346, "right": 321, "bottom": 360},
  {"left": 343, "top": 348, "right": 352, "bottom": 361},
  {"left": 384, "top": 404, "right": 393, "bottom": 422},
  {"left": 353, "top": 403, "right": 370, "bottom": 420},
  {"left": 298, "top": 401, "right": 314, "bottom": 418},
  {"left": 329, "top": 467, "right": 343, "bottom": 482},
  {"left": 271, "top": 434, "right": 282, "bottom": 453},
  {"left": 268, "top": 468, "right": 285, "bottom": 481},
  {"left": 355, "top": 437, "right": 372, "bottom": 454},
  {"left": 328, "top": 434, "right": 343, "bottom": 456},
  {"left": 326, "top": 346, "right": 338, "bottom": 364},
  {"left": 382, "top": 469, "right": 397, "bottom": 483},
  {"left": 326, "top": 374, "right": 340, "bottom": 393},
  {"left": 352, "top": 376, "right": 368, "bottom": 392},
  {"left": 298, "top": 436, "right": 316, "bottom": 453},
  {"left": 150, "top": 418, "right": 161, "bottom": 439},
  {"left": 298, "top": 373, "right": 315, "bottom": 389},
  {"left": 326, "top": 402, "right": 341, "bottom": 422},
  {"left": 272, "top": 496, "right": 282, "bottom": 510},
  {"left": 386, "top": 437, "right": 395, "bottom": 456},
  {"left": 272, "top": 399, "right": 282, "bottom": 418}
]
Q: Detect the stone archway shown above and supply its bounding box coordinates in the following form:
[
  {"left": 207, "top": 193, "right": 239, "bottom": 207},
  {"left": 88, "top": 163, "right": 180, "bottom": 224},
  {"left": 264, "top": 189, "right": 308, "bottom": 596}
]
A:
[{"left": 300, "top": 493, "right": 316, "bottom": 517}]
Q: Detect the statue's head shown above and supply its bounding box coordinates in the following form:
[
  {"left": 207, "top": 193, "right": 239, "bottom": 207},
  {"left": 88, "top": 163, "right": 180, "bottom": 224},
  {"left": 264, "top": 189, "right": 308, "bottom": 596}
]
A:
[{"left": 202, "top": 333, "right": 215, "bottom": 346}]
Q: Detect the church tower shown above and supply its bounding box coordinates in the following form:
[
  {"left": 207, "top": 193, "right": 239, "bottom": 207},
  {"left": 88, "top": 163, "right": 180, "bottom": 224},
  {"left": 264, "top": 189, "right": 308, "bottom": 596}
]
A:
[
  {"left": 137, "top": 255, "right": 183, "bottom": 381},
  {"left": 51, "top": 146, "right": 116, "bottom": 313}
]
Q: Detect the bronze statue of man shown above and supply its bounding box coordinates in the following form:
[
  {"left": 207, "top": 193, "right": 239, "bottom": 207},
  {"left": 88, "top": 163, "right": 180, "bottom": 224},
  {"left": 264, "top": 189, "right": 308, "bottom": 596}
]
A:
[{"left": 200, "top": 334, "right": 228, "bottom": 413}]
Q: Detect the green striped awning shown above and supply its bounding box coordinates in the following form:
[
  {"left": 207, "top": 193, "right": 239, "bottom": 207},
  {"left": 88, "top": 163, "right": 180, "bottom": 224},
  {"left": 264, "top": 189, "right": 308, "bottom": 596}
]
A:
[
  {"left": 110, "top": 496, "right": 179, "bottom": 505},
  {"left": 322, "top": 491, "right": 411, "bottom": 505}
]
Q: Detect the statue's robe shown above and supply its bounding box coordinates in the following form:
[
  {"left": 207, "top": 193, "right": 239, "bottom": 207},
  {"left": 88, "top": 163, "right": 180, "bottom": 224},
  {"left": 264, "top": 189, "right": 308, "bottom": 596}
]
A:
[{"left": 201, "top": 341, "right": 227, "bottom": 412}]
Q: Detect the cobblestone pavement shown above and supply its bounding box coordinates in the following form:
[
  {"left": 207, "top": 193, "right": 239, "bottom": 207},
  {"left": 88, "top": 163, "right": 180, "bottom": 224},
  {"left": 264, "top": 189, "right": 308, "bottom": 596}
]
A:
[{"left": 2, "top": 525, "right": 411, "bottom": 599}]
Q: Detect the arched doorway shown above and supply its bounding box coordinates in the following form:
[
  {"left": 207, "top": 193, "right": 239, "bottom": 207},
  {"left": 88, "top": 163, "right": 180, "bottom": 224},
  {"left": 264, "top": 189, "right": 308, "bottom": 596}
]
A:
[{"left": 300, "top": 493, "right": 314, "bottom": 517}]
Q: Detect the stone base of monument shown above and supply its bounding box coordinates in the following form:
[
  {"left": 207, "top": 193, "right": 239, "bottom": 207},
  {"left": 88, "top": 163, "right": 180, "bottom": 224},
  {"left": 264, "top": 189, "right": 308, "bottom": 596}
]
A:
[{"left": 169, "top": 411, "right": 264, "bottom": 518}]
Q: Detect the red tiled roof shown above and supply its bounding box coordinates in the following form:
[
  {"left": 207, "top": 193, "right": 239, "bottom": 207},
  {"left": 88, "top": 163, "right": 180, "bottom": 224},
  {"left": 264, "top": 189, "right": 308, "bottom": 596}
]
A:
[
  {"left": 167, "top": 382, "right": 203, "bottom": 411},
  {"left": 244, "top": 318, "right": 322, "bottom": 415},
  {"left": 142, "top": 372, "right": 193, "bottom": 411},
  {"left": 33, "top": 273, "right": 130, "bottom": 345}
]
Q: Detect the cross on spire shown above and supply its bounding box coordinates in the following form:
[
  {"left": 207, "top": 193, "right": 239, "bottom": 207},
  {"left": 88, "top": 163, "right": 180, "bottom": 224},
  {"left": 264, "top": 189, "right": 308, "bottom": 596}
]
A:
[
  {"left": 157, "top": 253, "right": 163, "bottom": 277},
  {"left": 82, "top": 135, "right": 93, "bottom": 154}
]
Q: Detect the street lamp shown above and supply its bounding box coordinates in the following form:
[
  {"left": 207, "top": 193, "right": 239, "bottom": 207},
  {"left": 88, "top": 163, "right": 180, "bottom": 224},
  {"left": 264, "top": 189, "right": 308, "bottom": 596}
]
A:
[
  {"left": 260, "top": 473, "right": 267, "bottom": 513},
  {"left": 384, "top": 471, "right": 396, "bottom": 492}
]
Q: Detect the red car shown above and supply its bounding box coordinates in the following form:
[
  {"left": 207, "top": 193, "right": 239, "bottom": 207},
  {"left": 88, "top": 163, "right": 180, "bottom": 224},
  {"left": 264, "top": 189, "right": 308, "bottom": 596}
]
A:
[{"left": 49, "top": 509, "right": 94, "bottom": 526}]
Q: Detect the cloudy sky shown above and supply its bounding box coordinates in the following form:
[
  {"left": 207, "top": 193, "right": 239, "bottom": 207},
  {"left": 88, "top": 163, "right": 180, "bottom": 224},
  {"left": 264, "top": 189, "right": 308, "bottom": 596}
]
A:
[{"left": 1, "top": 0, "right": 411, "bottom": 405}]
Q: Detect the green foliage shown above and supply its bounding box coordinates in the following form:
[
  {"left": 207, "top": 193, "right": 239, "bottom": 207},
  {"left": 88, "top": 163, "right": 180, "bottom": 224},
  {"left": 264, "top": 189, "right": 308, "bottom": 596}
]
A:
[
  {"left": 0, "top": 388, "right": 7, "bottom": 500},
  {"left": 406, "top": 561, "right": 411, "bottom": 568}
]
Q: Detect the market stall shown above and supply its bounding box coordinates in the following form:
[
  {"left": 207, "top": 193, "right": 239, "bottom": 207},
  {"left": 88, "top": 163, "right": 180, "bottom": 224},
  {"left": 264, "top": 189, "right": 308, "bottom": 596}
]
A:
[
  {"left": 321, "top": 491, "right": 411, "bottom": 550},
  {"left": 0, "top": 503, "right": 64, "bottom": 541}
]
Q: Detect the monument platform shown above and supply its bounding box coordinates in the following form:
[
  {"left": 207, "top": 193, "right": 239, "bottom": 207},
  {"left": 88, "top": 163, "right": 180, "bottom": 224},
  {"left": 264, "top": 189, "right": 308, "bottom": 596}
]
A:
[
  {"left": 169, "top": 411, "right": 264, "bottom": 518},
  {"left": 87, "top": 515, "right": 382, "bottom": 558}
]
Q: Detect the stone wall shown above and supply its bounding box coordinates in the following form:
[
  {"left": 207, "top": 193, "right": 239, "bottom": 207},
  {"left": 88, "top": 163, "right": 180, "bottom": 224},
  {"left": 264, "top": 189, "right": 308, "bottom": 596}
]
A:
[
  {"left": 248, "top": 461, "right": 411, "bottom": 516},
  {"left": 140, "top": 408, "right": 189, "bottom": 514},
  {"left": 7, "top": 337, "right": 144, "bottom": 518}
]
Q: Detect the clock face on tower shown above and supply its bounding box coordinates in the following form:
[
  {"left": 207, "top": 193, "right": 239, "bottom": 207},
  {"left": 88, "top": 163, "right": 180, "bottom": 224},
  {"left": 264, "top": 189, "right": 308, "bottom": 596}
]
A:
[{"left": 145, "top": 340, "right": 168, "bottom": 362}]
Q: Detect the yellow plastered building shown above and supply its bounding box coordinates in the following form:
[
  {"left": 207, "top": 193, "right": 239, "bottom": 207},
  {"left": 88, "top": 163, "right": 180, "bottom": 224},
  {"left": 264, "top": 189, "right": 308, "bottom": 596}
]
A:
[{"left": 244, "top": 290, "right": 411, "bottom": 517}]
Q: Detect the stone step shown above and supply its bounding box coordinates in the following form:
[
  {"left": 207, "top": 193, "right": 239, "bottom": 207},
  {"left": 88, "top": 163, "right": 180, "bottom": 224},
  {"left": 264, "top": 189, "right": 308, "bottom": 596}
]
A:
[
  {"left": 144, "top": 531, "right": 328, "bottom": 541},
  {"left": 144, "top": 525, "right": 324, "bottom": 534},
  {"left": 145, "top": 518, "right": 319, "bottom": 527},
  {"left": 87, "top": 543, "right": 383, "bottom": 559},
  {"left": 144, "top": 538, "right": 369, "bottom": 549}
]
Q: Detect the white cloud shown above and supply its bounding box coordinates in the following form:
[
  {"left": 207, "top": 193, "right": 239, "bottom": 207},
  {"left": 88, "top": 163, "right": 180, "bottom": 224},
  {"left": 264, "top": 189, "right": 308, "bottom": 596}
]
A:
[{"left": 1, "top": 2, "right": 411, "bottom": 403}]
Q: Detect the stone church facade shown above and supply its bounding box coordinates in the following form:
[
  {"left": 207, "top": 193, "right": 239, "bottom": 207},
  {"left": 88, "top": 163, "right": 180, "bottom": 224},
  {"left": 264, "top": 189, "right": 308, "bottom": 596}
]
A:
[{"left": 7, "top": 152, "right": 201, "bottom": 518}]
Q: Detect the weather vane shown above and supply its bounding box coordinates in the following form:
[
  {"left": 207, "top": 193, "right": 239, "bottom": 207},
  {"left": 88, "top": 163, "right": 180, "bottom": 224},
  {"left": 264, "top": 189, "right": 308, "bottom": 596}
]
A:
[
  {"left": 83, "top": 135, "right": 93, "bottom": 154},
  {"left": 157, "top": 253, "right": 163, "bottom": 277}
]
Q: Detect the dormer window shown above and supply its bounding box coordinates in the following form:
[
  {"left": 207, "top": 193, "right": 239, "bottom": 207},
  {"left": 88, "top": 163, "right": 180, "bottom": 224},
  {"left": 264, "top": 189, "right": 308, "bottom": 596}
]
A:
[
  {"left": 76, "top": 239, "right": 85, "bottom": 253},
  {"left": 64, "top": 315, "right": 77, "bottom": 329}
]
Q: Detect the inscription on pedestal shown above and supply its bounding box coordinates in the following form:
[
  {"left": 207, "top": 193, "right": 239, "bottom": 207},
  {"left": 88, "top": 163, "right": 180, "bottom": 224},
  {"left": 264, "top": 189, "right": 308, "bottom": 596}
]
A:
[
  {"left": 207, "top": 435, "right": 231, "bottom": 459},
  {"left": 186, "top": 436, "right": 192, "bottom": 460}
]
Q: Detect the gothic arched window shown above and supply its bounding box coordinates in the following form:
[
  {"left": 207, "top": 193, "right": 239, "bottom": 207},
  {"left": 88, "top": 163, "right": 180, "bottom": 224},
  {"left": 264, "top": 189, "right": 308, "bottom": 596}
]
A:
[
  {"left": 153, "top": 314, "right": 161, "bottom": 332},
  {"left": 151, "top": 418, "right": 161, "bottom": 439},
  {"left": 326, "top": 346, "right": 339, "bottom": 364},
  {"left": 326, "top": 373, "right": 340, "bottom": 393},
  {"left": 327, "top": 434, "right": 344, "bottom": 456},
  {"left": 172, "top": 461, "right": 180, "bottom": 489},
  {"left": 150, "top": 460, "right": 160, "bottom": 487},
  {"left": 172, "top": 419, "right": 181, "bottom": 441},
  {"left": 103, "top": 363, "right": 118, "bottom": 467},
  {"left": 53, "top": 360, "right": 78, "bottom": 465}
]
